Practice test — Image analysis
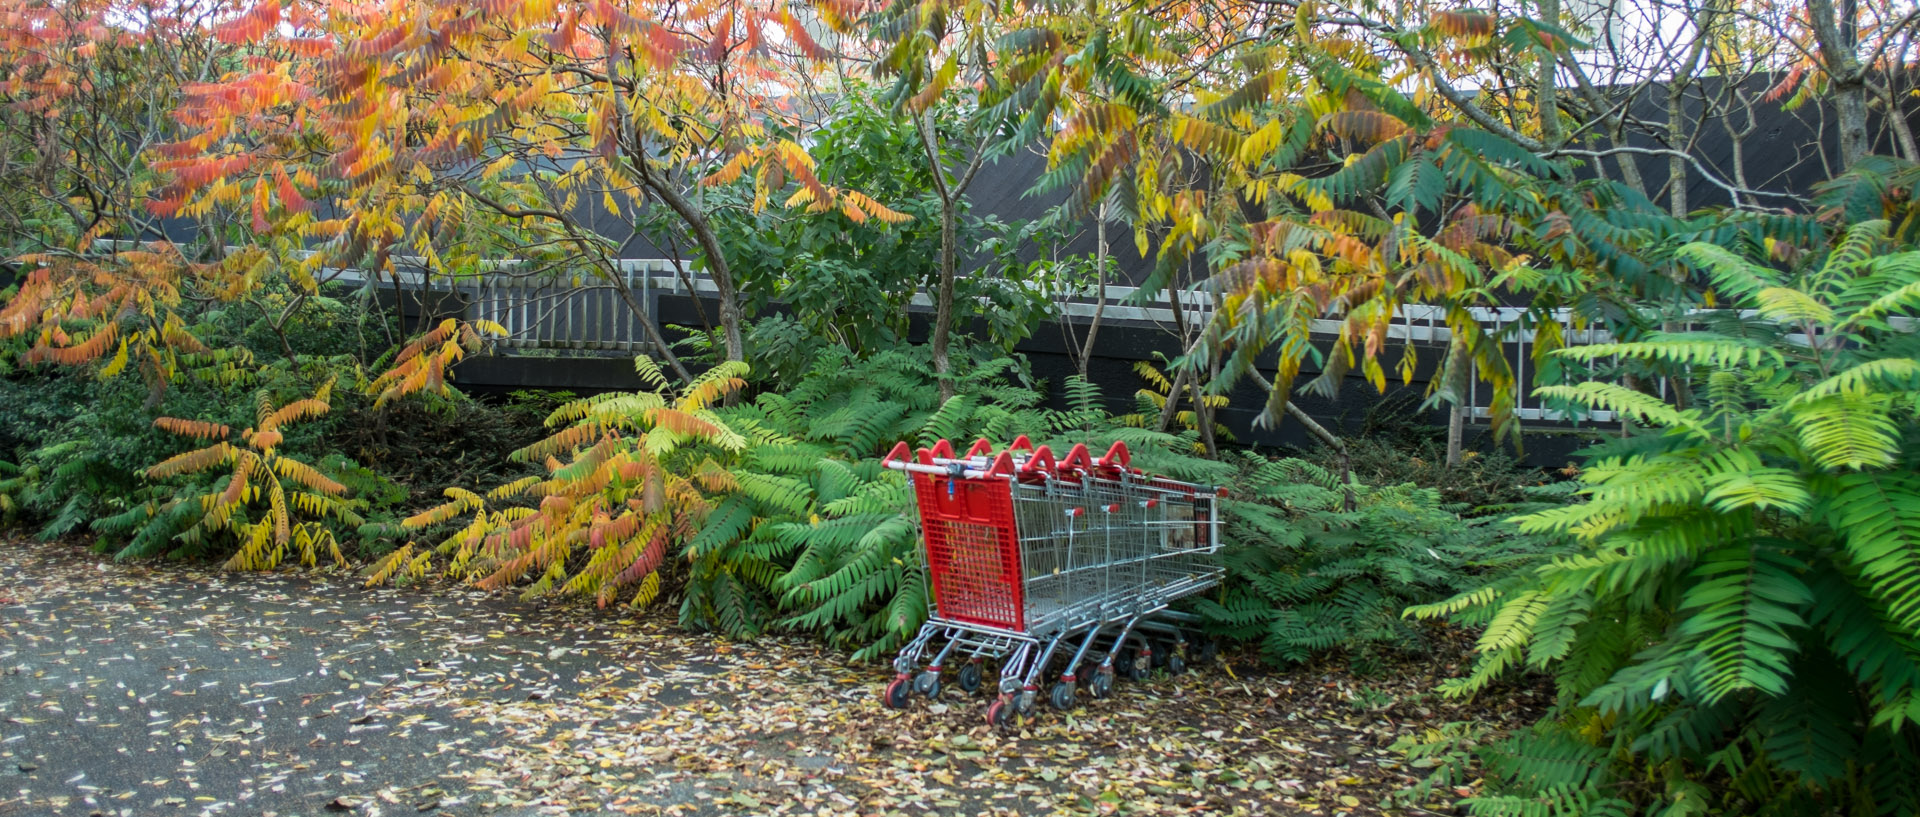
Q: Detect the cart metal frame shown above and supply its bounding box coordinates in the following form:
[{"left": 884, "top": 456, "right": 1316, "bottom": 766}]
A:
[{"left": 880, "top": 437, "right": 1224, "bottom": 723}]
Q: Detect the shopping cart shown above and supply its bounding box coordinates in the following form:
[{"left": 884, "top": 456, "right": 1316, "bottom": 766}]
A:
[{"left": 878, "top": 436, "right": 1224, "bottom": 725}]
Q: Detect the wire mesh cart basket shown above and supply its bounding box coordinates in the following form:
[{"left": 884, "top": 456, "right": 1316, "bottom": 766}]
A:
[{"left": 879, "top": 436, "right": 1224, "bottom": 725}]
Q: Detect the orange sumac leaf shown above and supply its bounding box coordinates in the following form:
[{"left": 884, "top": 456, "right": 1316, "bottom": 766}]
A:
[
  {"left": 1319, "top": 111, "right": 1411, "bottom": 143},
  {"left": 1432, "top": 10, "right": 1496, "bottom": 39},
  {"left": 215, "top": 0, "right": 281, "bottom": 45},
  {"left": 778, "top": 8, "right": 828, "bottom": 60},
  {"left": 273, "top": 166, "right": 310, "bottom": 212},
  {"left": 263, "top": 399, "right": 329, "bottom": 432},
  {"left": 1763, "top": 65, "right": 1806, "bottom": 103},
  {"left": 702, "top": 150, "right": 756, "bottom": 187},
  {"left": 27, "top": 321, "right": 119, "bottom": 366},
  {"left": 284, "top": 36, "right": 332, "bottom": 57},
  {"left": 219, "top": 459, "right": 249, "bottom": 506},
  {"left": 646, "top": 407, "right": 722, "bottom": 438},
  {"left": 613, "top": 531, "right": 667, "bottom": 585},
  {"left": 272, "top": 457, "right": 347, "bottom": 496},
  {"left": 147, "top": 442, "right": 235, "bottom": 479},
  {"left": 155, "top": 417, "right": 233, "bottom": 440},
  {"left": 513, "top": 421, "right": 608, "bottom": 463},
  {"left": 838, "top": 189, "right": 912, "bottom": 225},
  {"left": 247, "top": 428, "right": 284, "bottom": 451},
  {"left": 404, "top": 497, "right": 477, "bottom": 529}
]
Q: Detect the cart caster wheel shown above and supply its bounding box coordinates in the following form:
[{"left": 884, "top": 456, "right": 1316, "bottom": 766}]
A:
[
  {"left": 1088, "top": 669, "right": 1115, "bottom": 699},
  {"left": 957, "top": 663, "right": 982, "bottom": 694},
  {"left": 1015, "top": 689, "right": 1038, "bottom": 716},
  {"left": 883, "top": 677, "right": 911, "bottom": 710},
  {"left": 1050, "top": 682, "right": 1077, "bottom": 710},
  {"left": 914, "top": 671, "right": 942, "bottom": 699},
  {"left": 987, "top": 698, "right": 1011, "bottom": 728},
  {"left": 1167, "top": 653, "right": 1187, "bottom": 675},
  {"left": 1195, "top": 639, "right": 1220, "bottom": 665},
  {"left": 1125, "top": 649, "right": 1152, "bottom": 682}
]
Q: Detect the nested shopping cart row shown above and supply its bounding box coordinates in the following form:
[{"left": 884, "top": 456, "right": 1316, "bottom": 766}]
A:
[{"left": 880, "top": 436, "right": 1223, "bottom": 724}]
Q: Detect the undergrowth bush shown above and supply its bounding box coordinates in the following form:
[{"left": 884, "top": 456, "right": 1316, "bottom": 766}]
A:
[
  {"left": 1, "top": 276, "right": 1563, "bottom": 677},
  {"left": 1197, "top": 456, "right": 1566, "bottom": 671},
  {"left": 374, "top": 344, "right": 1235, "bottom": 656},
  {"left": 1402, "top": 222, "right": 1920, "bottom": 816},
  {"left": 0, "top": 287, "right": 546, "bottom": 564}
]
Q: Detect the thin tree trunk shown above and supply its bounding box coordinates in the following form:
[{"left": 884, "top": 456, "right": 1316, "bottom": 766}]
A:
[
  {"left": 660, "top": 232, "right": 715, "bottom": 341},
  {"left": 1535, "top": 0, "right": 1563, "bottom": 145},
  {"left": 1563, "top": 59, "right": 1650, "bottom": 198},
  {"left": 1668, "top": 89, "right": 1691, "bottom": 216},
  {"left": 933, "top": 203, "right": 958, "bottom": 400},
  {"left": 637, "top": 173, "right": 744, "bottom": 363},
  {"left": 1156, "top": 367, "right": 1191, "bottom": 433},
  {"left": 462, "top": 187, "right": 694, "bottom": 382},
  {"left": 1156, "top": 327, "right": 1207, "bottom": 433},
  {"left": 1722, "top": 89, "right": 1759, "bottom": 206},
  {"left": 1832, "top": 84, "right": 1871, "bottom": 166},
  {"left": 1194, "top": 351, "right": 1219, "bottom": 459},
  {"left": 1809, "top": 0, "right": 1869, "bottom": 166},
  {"left": 912, "top": 113, "right": 988, "bottom": 403},
  {"left": 604, "top": 70, "right": 744, "bottom": 364},
  {"left": 608, "top": 275, "right": 694, "bottom": 383},
  {"left": 1445, "top": 333, "right": 1469, "bottom": 469},
  {"left": 1660, "top": 11, "right": 1717, "bottom": 410},
  {"left": 1872, "top": 81, "right": 1920, "bottom": 161},
  {"left": 1665, "top": 4, "right": 1715, "bottom": 215},
  {"left": 1077, "top": 201, "right": 1111, "bottom": 378}
]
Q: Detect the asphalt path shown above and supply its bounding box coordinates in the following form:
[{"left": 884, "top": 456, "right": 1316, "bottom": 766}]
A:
[{"left": 1, "top": 540, "right": 1536, "bottom": 817}]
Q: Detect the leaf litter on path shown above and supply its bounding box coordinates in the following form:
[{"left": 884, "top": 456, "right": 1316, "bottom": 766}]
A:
[{"left": 0, "top": 539, "right": 1544, "bottom": 815}]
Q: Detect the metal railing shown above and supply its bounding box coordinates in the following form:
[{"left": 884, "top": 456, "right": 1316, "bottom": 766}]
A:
[
  {"left": 81, "top": 237, "right": 1669, "bottom": 426},
  {"left": 469, "top": 260, "right": 674, "bottom": 354}
]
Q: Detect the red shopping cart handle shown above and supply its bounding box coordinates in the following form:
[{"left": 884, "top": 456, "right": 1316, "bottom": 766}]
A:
[
  {"left": 1009, "top": 435, "right": 1034, "bottom": 452},
  {"left": 1020, "top": 445, "right": 1057, "bottom": 476},
  {"left": 1061, "top": 443, "right": 1094, "bottom": 473},
  {"left": 965, "top": 438, "right": 994, "bottom": 457},
  {"left": 880, "top": 437, "right": 1017, "bottom": 478},
  {"left": 1097, "top": 441, "right": 1130, "bottom": 469}
]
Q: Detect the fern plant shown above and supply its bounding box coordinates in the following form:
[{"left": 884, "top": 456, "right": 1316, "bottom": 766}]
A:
[
  {"left": 1197, "top": 454, "right": 1556, "bottom": 669},
  {"left": 1407, "top": 220, "right": 1920, "bottom": 816}
]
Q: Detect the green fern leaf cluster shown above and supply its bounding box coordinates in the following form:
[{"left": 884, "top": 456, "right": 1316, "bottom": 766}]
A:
[
  {"left": 1201, "top": 452, "right": 1558, "bottom": 668},
  {"left": 1410, "top": 220, "right": 1920, "bottom": 816}
]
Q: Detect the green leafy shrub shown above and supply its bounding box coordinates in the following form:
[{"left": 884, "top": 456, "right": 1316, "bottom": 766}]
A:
[
  {"left": 1197, "top": 456, "right": 1560, "bottom": 670},
  {"left": 0, "top": 350, "right": 317, "bottom": 544},
  {"left": 1407, "top": 221, "right": 1920, "bottom": 816},
  {"left": 0, "top": 287, "right": 505, "bottom": 564}
]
